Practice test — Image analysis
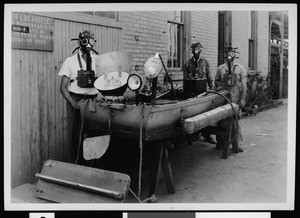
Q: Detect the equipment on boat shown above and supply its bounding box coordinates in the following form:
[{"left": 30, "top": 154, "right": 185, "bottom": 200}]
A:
[
  {"left": 127, "top": 73, "right": 143, "bottom": 91},
  {"left": 183, "top": 78, "right": 207, "bottom": 98}
]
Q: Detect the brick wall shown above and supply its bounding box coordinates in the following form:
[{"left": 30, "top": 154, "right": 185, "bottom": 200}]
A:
[
  {"left": 257, "top": 11, "right": 269, "bottom": 77},
  {"left": 191, "top": 11, "right": 219, "bottom": 77},
  {"left": 120, "top": 10, "right": 269, "bottom": 93},
  {"left": 232, "top": 11, "right": 249, "bottom": 70},
  {"left": 120, "top": 11, "right": 168, "bottom": 90}
]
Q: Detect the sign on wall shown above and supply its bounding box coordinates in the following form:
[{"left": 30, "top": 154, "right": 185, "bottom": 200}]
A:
[{"left": 11, "top": 12, "right": 54, "bottom": 51}]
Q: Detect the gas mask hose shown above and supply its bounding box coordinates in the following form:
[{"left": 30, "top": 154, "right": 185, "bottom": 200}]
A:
[{"left": 206, "top": 90, "right": 239, "bottom": 147}]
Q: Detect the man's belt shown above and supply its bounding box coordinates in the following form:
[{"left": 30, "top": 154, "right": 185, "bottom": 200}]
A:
[{"left": 70, "top": 92, "right": 97, "bottom": 101}]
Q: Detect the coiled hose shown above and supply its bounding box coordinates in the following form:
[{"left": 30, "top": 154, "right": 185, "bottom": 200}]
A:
[{"left": 206, "top": 90, "right": 239, "bottom": 147}]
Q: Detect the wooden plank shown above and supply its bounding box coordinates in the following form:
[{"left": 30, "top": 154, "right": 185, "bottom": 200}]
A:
[
  {"left": 162, "top": 145, "right": 175, "bottom": 194},
  {"left": 20, "top": 50, "right": 32, "bottom": 184},
  {"left": 54, "top": 19, "right": 64, "bottom": 161},
  {"left": 29, "top": 50, "right": 40, "bottom": 183},
  {"left": 38, "top": 51, "right": 49, "bottom": 172},
  {"left": 11, "top": 50, "right": 22, "bottom": 188},
  {"left": 108, "top": 28, "right": 113, "bottom": 52},
  {"left": 222, "top": 117, "right": 233, "bottom": 159},
  {"left": 36, "top": 51, "right": 44, "bottom": 173},
  {"left": 62, "top": 20, "right": 70, "bottom": 161},
  {"left": 47, "top": 51, "right": 56, "bottom": 160},
  {"left": 35, "top": 160, "right": 130, "bottom": 203},
  {"left": 36, "top": 174, "right": 124, "bottom": 199},
  {"left": 148, "top": 141, "right": 163, "bottom": 197},
  {"left": 39, "top": 160, "right": 130, "bottom": 193},
  {"left": 53, "top": 19, "right": 59, "bottom": 161},
  {"left": 103, "top": 26, "right": 109, "bottom": 53},
  {"left": 119, "top": 28, "right": 123, "bottom": 50},
  {"left": 83, "top": 23, "right": 90, "bottom": 33},
  {"left": 59, "top": 19, "right": 66, "bottom": 161},
  {"left": 51, "top": 35, "right": 58, "bottom": 161},
  {"left": 36, "top": 180, "right": 122, "bottom": 203},
  {"left": 69, "top": 21, "right": 76, "bottom": 54}
]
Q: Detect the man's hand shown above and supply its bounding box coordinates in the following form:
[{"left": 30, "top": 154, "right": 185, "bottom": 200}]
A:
[{"left": 71, "top": 100, "right": 80, "bottom": 109}]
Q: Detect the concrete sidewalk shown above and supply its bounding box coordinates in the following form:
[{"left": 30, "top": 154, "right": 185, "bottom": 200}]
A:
[{"left": 127, "top": 99, "right": 289, "bottom": 204}]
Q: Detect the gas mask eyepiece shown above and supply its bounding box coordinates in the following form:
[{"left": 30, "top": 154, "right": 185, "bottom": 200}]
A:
[
  {"left": 78, "top": 31, "right": 97, "bottom": 52},
  {"left": 80, "top": 38, "right": 96, "bottom": 46}
]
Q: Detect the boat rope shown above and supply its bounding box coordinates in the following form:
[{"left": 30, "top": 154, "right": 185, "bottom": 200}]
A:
[
  {"left": 129, "top": 188, "right": 157, "bottom": 203},
  {"left": 129, "top": 188, "right": 142, "bottom": 203},
  {"left": 138, "top": 103, "right": 145, "bottom": 199}
]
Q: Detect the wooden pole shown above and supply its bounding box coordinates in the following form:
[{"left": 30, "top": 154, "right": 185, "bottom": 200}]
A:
[
  {"left": 159, "top": 54, "right": 177, "bottom": 100},
  {"left": 35, "top": 173, "right": 124, "bottom": 199}
]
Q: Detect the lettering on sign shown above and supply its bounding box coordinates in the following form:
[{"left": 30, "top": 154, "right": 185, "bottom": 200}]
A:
[{"left": 11, "top": 12, "right": 54, "bottom": 51}]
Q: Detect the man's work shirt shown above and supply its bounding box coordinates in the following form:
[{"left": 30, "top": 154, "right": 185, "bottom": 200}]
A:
[
  {"left": 58, "top": 51, "right": 98, "bottom": 95},
  {"left": 215, "top": 61, "right": 247, "bottom": 104},
  {"left": 183, "top": 57, "right": 213, "bottom": 89}
]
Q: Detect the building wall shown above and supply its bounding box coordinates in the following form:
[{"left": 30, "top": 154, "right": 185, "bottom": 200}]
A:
[
  {"left": 120, "top": 11, "right": 220, "bottom": 87},
  {"left": 191, "top": 11, "right": 219, "bottom": 77},
  {"left": 257, "top": 11, "right": 270, "bottom": 76},
  {"left": 121, "top": 11, "right": 168, "bottom": 88},
  {"left": 232, "top": 11, "right": 249, "bottom": 70}
]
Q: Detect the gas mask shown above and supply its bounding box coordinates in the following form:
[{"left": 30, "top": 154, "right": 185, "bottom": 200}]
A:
[
  {"left": 193, "top": 47, "right": 202, "bottom": 61},
  {"left": 79, "top": 32, "right": 96, "bottom": 53},
  {"left": 227, "top": 51, "right": 236, "bottom": 62},
  {"left": 71, "top": 31, "right": 99, "bottom": 55},
  {"left": 190, "top": 42, "right": 204, "bottom": 61}
]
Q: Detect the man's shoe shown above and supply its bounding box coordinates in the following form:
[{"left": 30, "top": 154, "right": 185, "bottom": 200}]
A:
[
  {"left": 204, "top": 136, "right": 217, "bottom": 144},
  {"left": 231, "top": 147, "right": 244, "bottom": 153}
]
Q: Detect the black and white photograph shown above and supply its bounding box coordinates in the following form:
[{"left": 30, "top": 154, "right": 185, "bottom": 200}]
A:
[{"left": 4, "top": 3, "right": 297, "bottom": 211}]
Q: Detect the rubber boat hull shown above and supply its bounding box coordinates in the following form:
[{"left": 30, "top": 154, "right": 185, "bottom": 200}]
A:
[{"left": 80, "top": 90, "right": 230, "bottom": 141}]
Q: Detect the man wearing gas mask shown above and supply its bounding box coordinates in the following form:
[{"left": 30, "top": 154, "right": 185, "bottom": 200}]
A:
[
  {"left": 215, "top": 47, "right": 247, "bottom": 151},
  {"left": 183, "top": 42, "right": 216, "bottom": 144},
  {"left": 183, "top": 42, "right": 214, "bottom": 88},
  {"left": 58, "top": 30, "right": 99, "bottom": 165}
]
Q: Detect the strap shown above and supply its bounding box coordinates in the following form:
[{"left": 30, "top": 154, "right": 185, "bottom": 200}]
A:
[
  {"left": 228, "top": 62, "right": 232, "bottom": 75},
  {"left": 77, "top": 53, "right": 83, "bottom": 70}
]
